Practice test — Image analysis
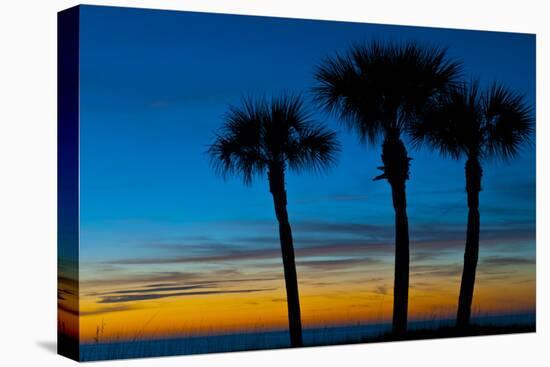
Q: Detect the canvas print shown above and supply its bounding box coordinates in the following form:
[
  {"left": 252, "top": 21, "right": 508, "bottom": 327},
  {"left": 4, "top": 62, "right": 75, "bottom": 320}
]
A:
[{"left": 57, "top": 5, "right": 536, "bottom": 362}]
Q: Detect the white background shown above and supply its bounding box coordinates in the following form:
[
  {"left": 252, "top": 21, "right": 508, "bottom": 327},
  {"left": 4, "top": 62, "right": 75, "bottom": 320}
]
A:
[{"left": 0, "top": 0, "right": 548, "bottom": 365}]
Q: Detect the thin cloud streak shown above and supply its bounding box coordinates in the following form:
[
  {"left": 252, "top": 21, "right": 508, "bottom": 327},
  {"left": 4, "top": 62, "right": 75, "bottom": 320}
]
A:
[
  {"left": 481, "top": 256, "right": 535, "bottom": 266},
  {"left": 98, "top": 288, "right": 276, "bottom": 304},
  {"left": 105, "top": 228, "right": 533, "bottom": 266}
]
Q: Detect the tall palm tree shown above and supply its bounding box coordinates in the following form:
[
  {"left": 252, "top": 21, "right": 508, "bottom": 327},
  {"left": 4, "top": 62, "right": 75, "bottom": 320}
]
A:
[
  {"left": 314, "top": 41, "right": 461, "bottom": 334},
  {"left": 207, "top": 95, "right": 340, "bottom": 347},
  {"left": 410, "top": 81, "right": 533, "bottom": 328}
]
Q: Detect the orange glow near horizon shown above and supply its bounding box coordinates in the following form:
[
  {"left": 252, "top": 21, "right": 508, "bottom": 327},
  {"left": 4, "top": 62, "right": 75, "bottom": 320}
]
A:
[{"left": 70, "top": 260, "right": 536, "bottom": 342}]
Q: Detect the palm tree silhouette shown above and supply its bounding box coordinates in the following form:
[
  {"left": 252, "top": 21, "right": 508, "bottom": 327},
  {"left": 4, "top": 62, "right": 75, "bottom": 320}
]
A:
[
  {"left": 410, "top": 81, "right": 533, "bottom": 328},
  {"left": 207, "top": 95, "right": 340, "bottom": 347},
  {"left": 314, "top": 41, "right": 461, "bottom": 334}
]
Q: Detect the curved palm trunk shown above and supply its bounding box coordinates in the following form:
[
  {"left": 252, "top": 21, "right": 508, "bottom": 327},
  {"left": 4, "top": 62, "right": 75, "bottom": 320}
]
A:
[
  {"left": 457, "top": 157, "right": 482, "bottom": 328},
  {"left": 268, "top": 168, "right": 303, "bottom": 347},
  {"left": 376, "top": 131, "right": 411, "bottom": 335}
]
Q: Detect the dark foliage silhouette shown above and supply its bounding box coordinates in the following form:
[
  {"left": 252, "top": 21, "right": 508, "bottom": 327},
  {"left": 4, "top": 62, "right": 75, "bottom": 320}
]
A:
[
  {"left": 410, "top": 81, "right": 533, "bottom": 328},
  {"left": 314, "top": 41, "right": 461, "bottom": 334},
  {"left": 208, "top": 95, "right": 340, "bottom": 347}
]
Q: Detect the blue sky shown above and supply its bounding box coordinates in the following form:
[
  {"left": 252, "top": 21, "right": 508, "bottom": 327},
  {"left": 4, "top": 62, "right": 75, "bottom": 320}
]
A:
[
  {"left": 78, "top": 5, "right": 534, "bottom": 261},
  {"left": 73, "top": 6, "right": 535, "bottom": 325}
]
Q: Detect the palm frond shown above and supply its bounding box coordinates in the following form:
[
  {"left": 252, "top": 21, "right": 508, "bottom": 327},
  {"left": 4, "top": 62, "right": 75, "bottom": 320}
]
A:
[
  {"left": 409, "top": 81, "right": 483, "bottom": 160},
  {"left": 287, "top": 124, "right": 340, "bottom": 173},
  {"left": 410, "top": 80, "right": 533, "bottom": 163},
  {"left": 396, "top": 44, "right": 462, "bottom": 120},
  {"left": 313, "top": 52, "right": 383, "bottom": 144},
  {"left": 207, "top": 97, "right": 268, "bottom": 185},
  {"left": 313, "top": 40, "right": 462, "bottom": 146},
  {"left": 208, "top": 95, "right": 339, "bottom": 184},
  {"left": 483, "top": 83, "right": 534, "bottom": 161}
]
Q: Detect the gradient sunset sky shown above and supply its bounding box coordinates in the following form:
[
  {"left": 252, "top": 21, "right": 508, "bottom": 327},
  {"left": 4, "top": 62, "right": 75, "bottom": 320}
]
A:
[{"left": 64, "top": 5, "right": 535, "bottom": 342}]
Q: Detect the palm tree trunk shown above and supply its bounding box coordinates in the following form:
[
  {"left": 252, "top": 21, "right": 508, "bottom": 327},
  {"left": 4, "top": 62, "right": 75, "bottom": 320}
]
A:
[
  {"left": 457, "top": 157, "right": 482, "bottom": 328},
  {"left": 390, "top": 180, "right": 409, "bottom": 335},
  {"left": 377, "top": 131, "right": 411, "bottom": 335},
  {"left": 268, "top": 168, "right": 303, "bottom": 347}
]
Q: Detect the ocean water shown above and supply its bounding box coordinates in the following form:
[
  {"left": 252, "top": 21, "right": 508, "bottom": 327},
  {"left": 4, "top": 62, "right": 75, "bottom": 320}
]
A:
[{"left": 80, "top": 313, "right": 535, "bottom": 361}]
